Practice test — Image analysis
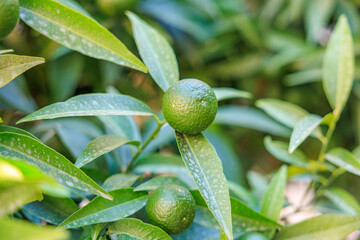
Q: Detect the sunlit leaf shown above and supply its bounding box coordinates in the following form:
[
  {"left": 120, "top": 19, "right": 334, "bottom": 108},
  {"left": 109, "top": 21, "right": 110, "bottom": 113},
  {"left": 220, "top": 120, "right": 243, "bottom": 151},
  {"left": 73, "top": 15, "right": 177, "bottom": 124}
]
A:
[
  {"left": 127, "top": 11, "right": 178, "bottom": 91},
  {"left": 0, "top": 132, "right": 113, "bottom": 200},
  {"left": 214, "top": 88, "right": 251, "bottom": 101},
  {"left": 325, "top": 148, "right": 360, "bottom": 176},
  {"left": 324, "top": 188, "right": 360, "bottom": 215},
  {"left": 59, "top": 188, "right": 148, "bottom": 228},
  {"left": 75, "top": 135, "right": 140, "bottom": 168},
  {"left": 0, "top": 54, "right": 44, "bottom": 88},
  {"left": 108, "top": 218, "right": 172, "bottom": 240},
  {"left": 175, "top": 132, "right": 233, "bottom": 240},
  {"left": 289, "top": 114, "right": 323, "bottom": 153},
  {"left": 323, "top": 15, "right": 354, "bottom": 113},
  {"left": 18, "top": 94, "right": 154, "bottom": 124},
  {"left": 275, "top": 215, "right": 360, "bottom": 240},
  {"left": 19, "top": 0, "right": 147, "bottom": 72}
]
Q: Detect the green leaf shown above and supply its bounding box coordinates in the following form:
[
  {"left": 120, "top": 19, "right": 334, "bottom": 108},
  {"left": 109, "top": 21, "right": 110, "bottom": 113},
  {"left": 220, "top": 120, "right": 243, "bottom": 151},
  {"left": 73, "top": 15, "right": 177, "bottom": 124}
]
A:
[
  {"left": 213, "top": 88, "right": 252, "bottom": 101},
  {"left": 0, "top": 49, "right": 13, "bottom": 55},
  {"left": 17, "top": 94, "right": 154, "bottom": 124},
  {"left": 0, "top": 54, "right": 44, "bottom": 88},
  {"left": 323, "top": 188, "right": 360, "bottom": 215},
  {"left": 228, "top": 181, "right": 257, "bottom": 207},
  {"left": 260, "top": 166, "right": 287, "bottom": 222},
  {"left": 102, "top": 174, "right": 140, "bottom": 191},
  {"left": 0, "top": 182, "right": 42, "bottom": 217},
  {"left": 323, "top": 15, "right": 355, "bottom": 113},
  {"left": 75, "top": 135, "right": 140, "bottom": 168},
  {"left": 0, "top": 132, "right": 113, "bottom": 200},
  {"left": 215, "top": 106, "right": 291, "bottom": 137},
  {"left": 175, "top": 132, "right": 233, "bottom": 240},
  {"left": 0, "top": 125, "right": 39, "bottom": 140},
  {"left": 108, "top": 218, "right": 172, "bottom": 240},
  {"left": 289, "top": 114, "right": 323, "bottom": 153},
  {"left": 127, "top": 11, "right": 178, "bottom": 91},
  {"left": 19, "top": 0, "right": 147, "bottom": 72},
  {"left": 22, "top": 195, "right": 78, "bottom": 225},
  {"left": 264, "top": 136, "right": 308, "bottom": 167},
  {"left": 0, "top": 117, "right": 2, "bottom": 123},
  {"left": 325, "top": 148, "right": 360, "bottom": 176},
  {"left": 192, "top": 191, "right": 280, "bottom": 235},
  {"left": 256, "top": 99, "right": 308, "bottom": 129},
  {"left": 59, "top": 188, "right": 147, "bottom": 228},
  {"left": 134, "top": 176, "right": 187, "bottom": 192},
  {"left": 0, "top": 218, "right": 69, "bottom": 240},
  {"left": 275, "top": 214, "right": 360, "bottom": 240}
]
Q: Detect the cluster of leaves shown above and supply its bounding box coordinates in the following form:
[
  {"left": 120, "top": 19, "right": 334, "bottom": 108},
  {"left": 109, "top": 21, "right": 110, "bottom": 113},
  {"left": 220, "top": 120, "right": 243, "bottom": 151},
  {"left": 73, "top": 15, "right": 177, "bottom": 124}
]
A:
[{"left": 1, "top": 0, "right": 360, "bottom": 240}]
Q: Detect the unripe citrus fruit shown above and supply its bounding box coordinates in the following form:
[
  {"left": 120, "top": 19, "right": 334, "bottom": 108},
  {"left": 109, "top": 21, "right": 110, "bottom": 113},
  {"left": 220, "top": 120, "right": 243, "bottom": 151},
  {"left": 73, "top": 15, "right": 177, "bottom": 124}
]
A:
[
  {"left": 162, "top": 79, "right": 218, "bottom": 134},
  {"left": 145, "top": 184, "right": 196, "bottom": 235},
  {"left": 0, "top": 0, "right": 19, "bottom": 39}
]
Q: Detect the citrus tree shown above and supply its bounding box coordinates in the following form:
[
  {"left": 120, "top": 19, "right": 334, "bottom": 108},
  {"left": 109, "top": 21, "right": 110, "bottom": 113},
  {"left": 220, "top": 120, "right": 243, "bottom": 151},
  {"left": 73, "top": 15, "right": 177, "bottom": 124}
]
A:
[{"left": 1, "top": 0, "right": 360, "bottom": 240}]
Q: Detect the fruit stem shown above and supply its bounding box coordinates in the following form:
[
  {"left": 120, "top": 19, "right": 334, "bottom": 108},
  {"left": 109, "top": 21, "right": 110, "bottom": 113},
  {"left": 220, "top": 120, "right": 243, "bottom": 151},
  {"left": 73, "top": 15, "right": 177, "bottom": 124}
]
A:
[{"left": 124, "top": 117, "right": 166, "bottom": 173}]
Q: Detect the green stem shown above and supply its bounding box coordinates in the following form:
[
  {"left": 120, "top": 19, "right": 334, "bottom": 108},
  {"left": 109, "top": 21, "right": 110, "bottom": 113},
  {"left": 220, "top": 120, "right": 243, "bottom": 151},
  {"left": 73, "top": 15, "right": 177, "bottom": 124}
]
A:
[
  {"left": 318, "top": 113, "right": 339, "bottom": 162},
  {"left": 124, "top": 117, "right": 166, "bottom": 173}
]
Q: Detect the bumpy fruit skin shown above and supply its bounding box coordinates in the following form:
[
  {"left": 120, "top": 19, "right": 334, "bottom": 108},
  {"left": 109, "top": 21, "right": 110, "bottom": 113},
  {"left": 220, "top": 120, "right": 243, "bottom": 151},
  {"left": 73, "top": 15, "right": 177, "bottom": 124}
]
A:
[
  {"left": 162, "top": 79, "right": 218, "bottom": 134},
  {"left": 0, "top": 0, "right": 19, "bottom": 39},
  {"left": 145, "top": 184, "right": 196, "bottom": 235}
]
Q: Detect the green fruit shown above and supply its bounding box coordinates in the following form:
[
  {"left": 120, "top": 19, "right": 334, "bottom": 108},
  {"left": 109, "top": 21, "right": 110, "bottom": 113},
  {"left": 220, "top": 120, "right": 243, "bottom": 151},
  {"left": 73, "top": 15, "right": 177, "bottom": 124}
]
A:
[
  {"left": 0, "top": 0, "right": 19, "bottom": 39},
  {"left": 162, "top": 79, "right": 218, "bottom": 134},
  {"left": 145, "top": 184, "right": 196, "bottom": 235}
]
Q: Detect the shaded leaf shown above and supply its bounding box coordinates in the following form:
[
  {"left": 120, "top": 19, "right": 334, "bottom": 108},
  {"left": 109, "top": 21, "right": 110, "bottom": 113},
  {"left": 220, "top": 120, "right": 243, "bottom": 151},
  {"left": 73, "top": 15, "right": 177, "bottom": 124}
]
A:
[
  {"left": 19, "top": 0, "right": 147, "bottom": 72},
  {"left": 325, "top": 148, "right": 360, "bottom": 176},
  {"left": 264, "top": 136, "right": 308, "bottom": 167},
  {"left": 134, "top": 176, "right": 187, "bottom": 192},
  {"left": 275, "top": 214, "right": 360, "bottom": 240},
  {"left": 0, "top": 132, "right": 112, "bottom": 200},
  {"left": 60, "top": 188, "right": 147, "bottom": 228},
  {"left": 109, "top": 218, "right": 172, "bottom": 240},
  {"left": 215, "top": 106, "right": 291, "bottom": 137},
  {"left": 175, "top": 132, "right": 233, "bottom": 240},
  {"left": 18, "top": 94, "right": 154, "bottom": 124},
  {"left": 289, "top": 114, "right": 323, "bottom": 153},
  {"left": 214, "top": 88, "right": 251, "bottom": 101},
  {"left": 0, "top": 54, "right": 44, "bottom": 88},
  {"left": 260, "top": 166, "right": 287, "bottom": 221},
  {"left": 102, "top": 174, "right": 140, "bottom": 191},
  {"left": 127, "top": 11, "right": 178, "bottom": 91},
  {"left": 228, "top": 181, "right": 257, "bottom": 207},
  {"left": 323, "top": 15, "right": 354, "bottom": 112},
  {"left": 75, "top": 135, "right": 140, "bottom": 168}
]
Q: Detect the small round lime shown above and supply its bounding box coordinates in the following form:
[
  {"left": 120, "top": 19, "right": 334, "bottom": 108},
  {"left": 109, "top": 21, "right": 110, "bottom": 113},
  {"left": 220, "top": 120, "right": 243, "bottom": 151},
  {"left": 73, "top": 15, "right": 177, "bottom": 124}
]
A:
[
  {"left": 0, "top": 0, "right": 19, "bottom": 39},
  {"left": 145, "top": 184, "right": 196, "bottom": 235},
  {"left": 162, "top": 79, "right": 218, "bottom": 134}
]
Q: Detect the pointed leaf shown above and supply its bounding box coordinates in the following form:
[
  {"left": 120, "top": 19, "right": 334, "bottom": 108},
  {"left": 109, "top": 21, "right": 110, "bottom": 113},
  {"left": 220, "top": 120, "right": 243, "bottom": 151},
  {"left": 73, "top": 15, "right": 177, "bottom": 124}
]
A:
[
  {"left": 175, "top": 132, "right": 233, "bottom": 240},
  {"left": 17, "top": 94, "right": 154, "bottom": 124},
  {"left": 0, "top": 49, "right": 13, "bottom": 55},
  {"left": 75, "top": 135, "right": 140, "bottom": 168},
  {"left": 0, "top": 54, "right": 44, "bottom": 88},
  {"left": 260, "top": 166, "right": 287, "bottom": 221},
  {"left": 289, "top": 114, "right": 323, "bottom": 153},
  {"left": 0, "top": 218, "right": 69, "bottom": 240},
  {"left": 108, "top": 218, "right": 172, "bottom": 240},
  {"left": 214, "top": 88, "right": 252, "bottom": 101},
  {"left": 256, "top": 99, "right": 308, "bottom": 128},
  {"left": 323, "top": 15, "right": 354, "bottom": 112},
  {"left": 264, "top": 136, "right": 308, "bottom": 167},
  {"left": 134, "top": 176, "right": 187, "bottom": 192},
  {"left": 325, "top": 148, "right": 360, "bottom": 176},
  {"left": 19, "top": 0, "right": 147, "bottom": 72},
  {"left": 275, "top": 215, "right": 360, "bottom": 240},
  {"left": 127, "top": 11, "right": 178, "bottom": 91},
  {"left": 103, "top": 174, "right": 140, "bottom": 191},
  {"left": 59, "top": 188, "right": 147, "bottom": 228},
  {"left": 324, "top": 188, "right": 360, "bottom": 215},
  {"left": 0, "top": 125, "right": 39, "bottom": 140},
  {"left": 215, "top": 106, "right": 291, "bottom": 137},
  {"left": 0, "top": 132, "right": 113, "bottom": 200}
]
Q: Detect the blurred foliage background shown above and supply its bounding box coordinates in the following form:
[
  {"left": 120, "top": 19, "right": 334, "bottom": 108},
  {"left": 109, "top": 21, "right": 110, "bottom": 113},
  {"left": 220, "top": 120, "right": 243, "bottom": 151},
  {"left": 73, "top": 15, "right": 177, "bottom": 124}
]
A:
[{"left": 1, "top": 0, "right": 360, "bottom": 195}]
